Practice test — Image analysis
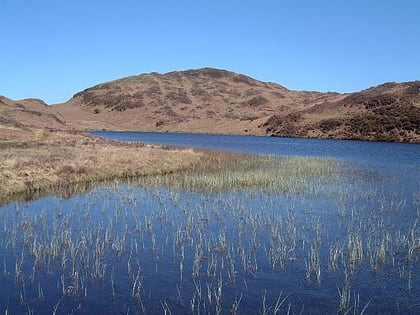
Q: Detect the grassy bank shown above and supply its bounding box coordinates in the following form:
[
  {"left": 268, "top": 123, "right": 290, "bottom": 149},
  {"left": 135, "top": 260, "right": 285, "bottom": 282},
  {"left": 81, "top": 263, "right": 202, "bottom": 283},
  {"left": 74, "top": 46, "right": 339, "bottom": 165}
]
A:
[
  {"left": 0, "top": 128, "right": 344, "bottom": 205},
  {"left": 0, "top": 129, "right": 206, "bottom": 204}
]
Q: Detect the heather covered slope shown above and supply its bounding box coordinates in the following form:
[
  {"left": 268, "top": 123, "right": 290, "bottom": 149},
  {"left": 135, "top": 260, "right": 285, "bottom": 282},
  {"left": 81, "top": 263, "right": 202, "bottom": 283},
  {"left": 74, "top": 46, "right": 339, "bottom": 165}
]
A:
[
  {"left": 263, "top": 81, "right": 420, "bottom": 142},
  {"left": 54, "top": 68, "right": 339, "bottom": 135},
  {"left": 54, "top": 68, "right": 419, "bottom": 143}
]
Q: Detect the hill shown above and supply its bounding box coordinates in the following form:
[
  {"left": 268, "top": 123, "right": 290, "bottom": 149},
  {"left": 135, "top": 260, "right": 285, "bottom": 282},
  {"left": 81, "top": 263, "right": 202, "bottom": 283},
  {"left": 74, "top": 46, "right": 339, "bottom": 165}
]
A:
[
  {"left": 54, "top": 68, "right": 340, "bottom": 135},
  {"left": 263, "top": 81, "right": 420, "bottom": 142},
  {"left": 0, "top": 96, "right": 68, "bottom": 142},
  {"left": 38, "top": 68, "right": 420, "bottom": 143},
  {"left": 0, "top": 96, "right": 208, "bottom": 204}
]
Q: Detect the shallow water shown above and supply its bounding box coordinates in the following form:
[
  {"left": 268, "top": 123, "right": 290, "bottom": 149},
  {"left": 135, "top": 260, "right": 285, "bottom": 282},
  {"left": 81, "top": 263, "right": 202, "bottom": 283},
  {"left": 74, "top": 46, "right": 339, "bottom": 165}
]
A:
[
  {"left": 90, "top": 131, "right": 420, "bottom": 165},
  {"left": 1, "top": 132, "right": 419, "bottom": 314},
  {"left": 92, "top": 131, "right": 420, "bottom": 185}
]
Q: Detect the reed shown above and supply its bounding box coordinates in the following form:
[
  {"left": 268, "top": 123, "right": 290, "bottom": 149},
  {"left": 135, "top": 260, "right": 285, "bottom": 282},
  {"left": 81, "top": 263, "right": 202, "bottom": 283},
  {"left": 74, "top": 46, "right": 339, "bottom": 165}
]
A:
[
  {"left": 230, "top": 293, "right": 243, "bottom": 314},
  {"left": 0, "top": 139, "right": 417, "bottom": 313},
  {"left": 273, "top": 292, "right": 289, "bottom": 315},
  {"left": 337, "top": 282, "right": 351, "bottom": 314},
  {"left": 160, "top": 300, "right": 173, "bottom": 315}
]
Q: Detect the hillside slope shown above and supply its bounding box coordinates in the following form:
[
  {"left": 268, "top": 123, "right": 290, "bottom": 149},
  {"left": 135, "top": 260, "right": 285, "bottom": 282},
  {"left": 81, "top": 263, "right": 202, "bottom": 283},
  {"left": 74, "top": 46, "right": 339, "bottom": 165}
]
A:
[
  {"left": 0, "top": 96, "right": 68, "bottom": 142},
  {"left": 263, "top": 81, "right": 420, "bottom": 142},
  {"left": 54, "top": 68, "right": 339, "bottom": 135},
  {"left": 51, "top": 68, "right": 419, "bottom": 143}
]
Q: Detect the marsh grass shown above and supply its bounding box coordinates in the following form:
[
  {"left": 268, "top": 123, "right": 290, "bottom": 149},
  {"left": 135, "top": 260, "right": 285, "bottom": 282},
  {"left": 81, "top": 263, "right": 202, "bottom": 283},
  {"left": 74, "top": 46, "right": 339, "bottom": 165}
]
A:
[
  {"left": 0, "top": 131, "right": 418, "bottom": 314},
  {"left": 0, "top": 130, "right": 204, "bottom": 205},
  {"left": 0, "top": 171, "right": 418, "bottom": 314},
  {"left": 140, "top": 153, "right": 342, "bottom": 195},
  {"left": 1, "top": 128, "right": 345, "bottom": 206}
]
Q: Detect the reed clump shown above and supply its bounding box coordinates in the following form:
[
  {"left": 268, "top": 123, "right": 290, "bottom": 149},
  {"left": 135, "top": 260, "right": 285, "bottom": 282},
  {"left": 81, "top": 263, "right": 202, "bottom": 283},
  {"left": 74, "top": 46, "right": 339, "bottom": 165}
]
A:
[
  {"left": 0, "top": 163, "right": 417, "bottom": 313},
  {"left": 143, "top": 152, "right": 342, "bottom": 195},
  {"left": 1, "top": 130, "right": 417, "bottom": 313}
]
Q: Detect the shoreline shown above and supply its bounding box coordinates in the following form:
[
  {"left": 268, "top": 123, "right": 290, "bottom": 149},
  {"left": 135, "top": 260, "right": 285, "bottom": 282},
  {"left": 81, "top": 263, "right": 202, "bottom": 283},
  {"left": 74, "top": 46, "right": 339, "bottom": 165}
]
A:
[
  {"left": 0, "top": 129, "right": 207, "bottom": 205},
  {"left": 89, "top": 129, "right": 420, "bottom": 145}
]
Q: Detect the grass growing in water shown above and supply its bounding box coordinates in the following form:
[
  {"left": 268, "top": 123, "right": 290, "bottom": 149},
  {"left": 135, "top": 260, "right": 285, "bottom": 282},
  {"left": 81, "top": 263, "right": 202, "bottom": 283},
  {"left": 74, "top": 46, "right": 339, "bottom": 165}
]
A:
[
  {"left": 1, "top": 130, "right": 342, "bottom": 205},
  {"left": 1, "top": 130, "right": 417, "bottom": 314},
  {"left": 144, "top": 153, "right": 342, "bottom": 195}
]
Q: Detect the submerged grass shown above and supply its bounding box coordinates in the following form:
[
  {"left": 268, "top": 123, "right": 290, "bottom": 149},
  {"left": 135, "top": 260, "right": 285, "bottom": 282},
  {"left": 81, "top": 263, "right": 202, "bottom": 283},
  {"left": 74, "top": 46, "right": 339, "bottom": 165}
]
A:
[
  {"left": 143, "top": 152, "right": 342, "bottom": 195},
  {"left": 1, "top": 170, "right": 417, "bottom": 313},
  {"left": 0, "top": 130, "right": 418, "bottom": 314}
]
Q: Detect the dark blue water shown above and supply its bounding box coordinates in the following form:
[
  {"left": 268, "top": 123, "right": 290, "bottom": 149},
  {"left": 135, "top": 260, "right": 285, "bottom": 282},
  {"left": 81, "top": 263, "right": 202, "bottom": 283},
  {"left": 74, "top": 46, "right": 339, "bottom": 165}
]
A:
[
  {"left": 92, "top": 131, "right": 420, "bottom": 195},
  {"left": 91, "top": 131, "right": 420, "bottom": 167},
  {"left": 1, "top": 131, "right": 419, "bottom": 314}
]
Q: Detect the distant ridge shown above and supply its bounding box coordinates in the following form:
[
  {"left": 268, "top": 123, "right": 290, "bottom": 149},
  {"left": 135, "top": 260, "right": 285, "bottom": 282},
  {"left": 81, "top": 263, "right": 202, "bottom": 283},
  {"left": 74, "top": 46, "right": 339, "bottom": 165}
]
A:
[{"left": 3, "top": 68, "right": 419, "bottom": 143}]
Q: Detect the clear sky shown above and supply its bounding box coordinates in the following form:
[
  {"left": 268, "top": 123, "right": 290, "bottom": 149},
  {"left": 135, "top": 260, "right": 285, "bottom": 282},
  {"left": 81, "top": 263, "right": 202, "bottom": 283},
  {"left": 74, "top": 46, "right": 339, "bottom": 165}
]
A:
[{"left": 1, "top": 0, "right": 419, "bottom": 104}]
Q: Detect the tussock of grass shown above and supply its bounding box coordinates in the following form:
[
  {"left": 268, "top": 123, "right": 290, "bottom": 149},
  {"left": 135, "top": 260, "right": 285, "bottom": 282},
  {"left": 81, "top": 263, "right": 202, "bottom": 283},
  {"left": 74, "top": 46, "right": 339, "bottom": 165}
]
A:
[
  {"left": 1, "top": 129, "right": 342, "bottom": 204},
  {"left": 0, "top": 130, "right": 203, "bottom": 204}
]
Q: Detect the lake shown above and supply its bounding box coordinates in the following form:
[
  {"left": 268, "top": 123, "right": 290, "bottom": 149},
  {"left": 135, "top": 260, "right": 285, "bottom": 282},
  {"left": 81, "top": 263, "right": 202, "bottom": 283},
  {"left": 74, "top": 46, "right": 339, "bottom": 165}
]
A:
[
  {"left": 1, "top": 132, "right": 419, "bottom": 314},
  {"left": 92, "top": 131, "right": 420, "bottom": 197}
]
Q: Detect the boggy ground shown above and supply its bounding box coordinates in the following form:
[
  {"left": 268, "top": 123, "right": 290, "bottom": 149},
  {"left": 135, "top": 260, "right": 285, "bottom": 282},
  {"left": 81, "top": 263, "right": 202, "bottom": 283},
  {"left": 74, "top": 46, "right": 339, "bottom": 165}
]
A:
[
  {"left": 0, "top": 129, "right": 209, "bottom": 204},
  {"left": 0, "top": 126, "right": 340, "bottom": 206}
]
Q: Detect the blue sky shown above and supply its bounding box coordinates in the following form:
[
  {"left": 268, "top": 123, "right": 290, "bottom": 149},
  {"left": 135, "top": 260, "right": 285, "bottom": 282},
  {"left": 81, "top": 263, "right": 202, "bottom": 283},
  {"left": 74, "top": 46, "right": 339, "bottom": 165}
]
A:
[{"left": 1, "top": 0, "right": 419, "bottom": 104}]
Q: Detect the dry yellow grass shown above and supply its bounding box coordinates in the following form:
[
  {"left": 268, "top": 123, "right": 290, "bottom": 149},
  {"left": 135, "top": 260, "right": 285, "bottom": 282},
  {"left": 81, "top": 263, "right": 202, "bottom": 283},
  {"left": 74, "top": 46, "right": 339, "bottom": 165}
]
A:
[
  {"left": 0, "top": 126, "right": 343, "bottom": 205},
  {"left": 0, "top": 129, "right": 204, "bottom": 204}
]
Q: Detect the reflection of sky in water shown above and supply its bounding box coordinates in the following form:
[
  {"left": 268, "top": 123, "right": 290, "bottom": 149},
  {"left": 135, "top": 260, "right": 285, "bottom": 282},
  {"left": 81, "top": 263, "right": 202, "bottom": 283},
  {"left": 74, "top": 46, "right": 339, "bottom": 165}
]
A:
[{"left": 0, "top": 133, "right": 419, "bottom": 314}]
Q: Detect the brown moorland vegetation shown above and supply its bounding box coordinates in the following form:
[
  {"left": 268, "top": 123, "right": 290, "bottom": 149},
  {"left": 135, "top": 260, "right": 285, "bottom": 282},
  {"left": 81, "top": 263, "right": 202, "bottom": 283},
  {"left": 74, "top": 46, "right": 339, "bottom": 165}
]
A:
[
  {"left": 53, "top": 68, "right": 339, "bottom": 136},
  {"left": 0, "top": 128, "right": 210, "bottom": 204},
  {"left": 3, "top": 96, "right": 292, "bottom": 205},
  {"left": 0, "top": 96, "right": 68, "bottom": 142},
  {"left": 263, "top": 81, "right": 420, "bottom": 142},
  {"left": 1, "top": 69, "right": 418, "bottom": 204},
  {"left": 53, "top": 68, "right": 420, "bottom": 143},
  {"left": 0, "top": 96, "right": 212, "bottom": 204}
]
